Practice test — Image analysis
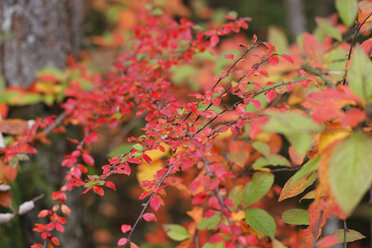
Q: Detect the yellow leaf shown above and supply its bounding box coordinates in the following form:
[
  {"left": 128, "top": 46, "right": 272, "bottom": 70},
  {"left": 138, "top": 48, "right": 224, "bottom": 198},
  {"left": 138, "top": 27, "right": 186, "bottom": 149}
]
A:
[
  {"left": 231, "top": 210, "right": 245, "bottom": 222},
  {"left": 137, "top": 160, "right": 163, "bottom": 183},
  {"left": 318, "top": 130, "right": 351, "bottom": 153}
]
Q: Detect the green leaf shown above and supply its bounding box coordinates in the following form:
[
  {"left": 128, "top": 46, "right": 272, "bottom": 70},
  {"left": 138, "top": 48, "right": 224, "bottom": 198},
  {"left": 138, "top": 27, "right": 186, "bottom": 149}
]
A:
[
  {"left": 264, "top": 111, "right": 321, "bottom": 155},
  {"left": 331, "top": 229, "right": 366, "bottom": 243},
  {"left": 19, "top": 93, "right": 43, "bottom": 105},
  {"left": 197, "top": 212, "right": 221, "bottom": 230},
  {"left": 336, "top": 0, "right": 358, "bottom": 27},
  {"left": 329, "top": 131, "right": 372, "bottom": 216},
  {"left": 164, "top": 224, "right": 191, "bottom": 241},
  {"left": 245, "top": 208, "right": 276, "bottom": 238},
  {"left": 252, "top": 154, "right": 290, "bottom": 169},
  {"left": 152, "top": 8, "right": 164, "bottom": 16},
  {"left": 228, "top": 185, "right": 243, "bottom": 211},
  {"left": 273, "top": 239, "right": 288, "bottom": 248},
  {"left": 244, "top": 172, "right": 274, "bottom": 207},
  {"left": 252, "top": 141, "right": 271, "bottom": 156},
  {"left": 348, "top": 45, "right": 372, "bottom": 101},
  {"left": 315, "top": 17, "right": 342, "bottom": 41},
  {"left": 288, "top": 157, "right": 319, "bottom": 188},
  {"left": 281, "top": 209, "right": 309, "bottom": 225},
  {"left": 132, "top": 143, "right": 144, "bottom": 151},
  {"left": 268, "top": 26, "right": 289, "bottom": 54},
  {"left": 84, "top": 181, "right": 98, "bottom": 188},
  {"left": 202, "top": 242, "right": 224, "bottom": 248},
  {"left": 279, "top": 158, "right": 319, "bottom": 201}
]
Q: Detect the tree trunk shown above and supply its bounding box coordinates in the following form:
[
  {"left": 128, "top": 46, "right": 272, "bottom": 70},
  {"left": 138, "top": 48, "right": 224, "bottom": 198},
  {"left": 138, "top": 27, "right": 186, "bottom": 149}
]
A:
[
  {"left": 0, "top": 1, "right": 87, "bottom": 248},
  {"left": 284, "top": 0, "right": 307, "bottom": 40},
  {"left": 0, "top": 0, "right": 83, "bottom": 87}
]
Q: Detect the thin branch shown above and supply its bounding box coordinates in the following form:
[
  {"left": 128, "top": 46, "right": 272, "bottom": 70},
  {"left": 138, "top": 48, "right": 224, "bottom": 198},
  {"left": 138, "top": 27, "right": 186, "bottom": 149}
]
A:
[
  {"left": 343, "top": 220, "right": 347, "bottom": 248},
  {"left": 127, "top": 163, "right": 175, "bottom": 242},
  {"left": 301, "top": 64, "right": 335, "bottom": 87},
  {"left": 342, "top": 12, "right": 372, "bottom": 85},
  {"left": 42, "top": 111, "right": 67, "bottom": 135},
  {"left": 311, "top": 210, "right": 323, "bottom": 248}
]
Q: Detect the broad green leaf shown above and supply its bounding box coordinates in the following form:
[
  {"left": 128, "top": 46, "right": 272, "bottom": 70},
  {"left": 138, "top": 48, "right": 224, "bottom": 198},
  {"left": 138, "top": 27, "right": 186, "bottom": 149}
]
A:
[
  {"left": 202, "top": 242, "right": 224, "bottom": 248},
  {"left": 336, "top": 0, "right": 358, "bottom": 27},
  {"left": 315, "top": 17, "right": 342, "bottom": 41},
  {"left": 132, "top": 143, "right": 144, "bottom": 151},
  {"left": 252, "top": 141, "right": 271, "bottom": 156},
  {"left": 197, "top": 212, "right": 221, "bottom": 230},
  {"left": 264, "top": 111, "right": 321, "bottom": 155},
  {"left": 268, "top": 26, "right": 289, "bottom": 54},
  {"left": 19, "top": 94, "right": 43, "bottom": 105},
  {"left": 228, "top": 185, "right": 243, "bottom": 211},
  {"left": 288, "top": 157, "right": 319, "bottom": 188},
  {"left": 331, "top": 229, "right": 366, "bottom": 243},
  {"left": 273, "top": 239, "right": 288, "bottom": 248},
  {"left": 245, "top": 208, "right": 276, "bottom": 238},
  {"left": 252, "top": 154, "right": 290, "bottom": 169},
  {"left": 348, "top": 45, "right": 372, "bottom": 101},
  {"left": 281, "top": 209, "right": 309, "bottom": 225},
  {"left": 279, "top": 157, "right": 319, "bottom": 201},
  {"left": 329, "top": 131, "right": 372, "bottom": 216},
  {"left": 84, "top": 181, "right": 98, "bottom": 188},
  {"left": 164, "top": 224, "right": 191, "bottom": 241},
  {"left": 244, "top": 172, "right": 274, "bottom": 207}
]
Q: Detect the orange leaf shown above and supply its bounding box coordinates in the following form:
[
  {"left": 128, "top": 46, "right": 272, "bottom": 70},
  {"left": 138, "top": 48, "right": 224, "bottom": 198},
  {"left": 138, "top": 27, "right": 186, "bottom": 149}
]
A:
[{"left": 0, "top": 119, "right": 29, "bottom": 135}]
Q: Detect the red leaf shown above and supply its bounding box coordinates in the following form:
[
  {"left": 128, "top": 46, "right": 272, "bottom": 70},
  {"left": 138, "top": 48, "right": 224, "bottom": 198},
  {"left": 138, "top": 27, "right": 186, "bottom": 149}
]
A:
[
  {"left": 252, "top": 34, "right": 257, "bottom": 43},
  {"left": 121, "top": 224, "right": 131, "bottom": 233},
  {"left": 252, "top": 99, "right": 262, "bottom": 109},
  {"left": 127, "top": 158, "right": 141, "bottom": 164},
  {"left": 51, "top": 237, "right": 60, "bottom": 246},
  {"left": 105, "top": 181, "right": 116, "bottom": 191},
  {"left": 340, "top": 108, "right": 366, "bottom": 128},
  {"left": 210, "top": 35, "right": 220, "bottom": 47},
  {"left": 142, "top": 154, "right": 152, "bottom": 164},
  {"left": 31, "top": 244, "right": 43, "bottom": 248},
  {"left": 55, "top": 223, "right": 64, "bottom": 233},
  {"left": 360, "top": 38, "right": 372, "bottom": 56},
  {"left": 265, "top": 90, "right": 276, "bottom": 103},
  {"left": 262, "top": 42, "right": 276, "bottom": 51},
  {"left": 210, "top": 234, "right": 223, "bottom": 243},
  {"left": 213, "top": 98, "right": 221, "bottom": 107},
  {"left": 282, "top": 54, "right": 294, "bottom": 63},
  {"left": 82, "top": 154, "right": 95, "bottom": 166},
  {"left": 143, "top": 213, "right": 157, "bottom": 222},
  {"left": 303, "top": 32, "right": 323, "bottom": 61},
  {"left": 150, "top": 195, "right": 161, "bottom": 211},
  {"left": 38, "top": 210, "right": 49, "bottom": 218},
  {"left": 224, "top": 54, "right": 234, "bottom": 60},
  {"left": 118, "top": 238, "right": 128, "bottom": 246},
  {"left": 93, "top": 186, "right": 104, "bottom": 197},
  {"left": 268, "top": 56, "right": 279, "bottom": 66}
]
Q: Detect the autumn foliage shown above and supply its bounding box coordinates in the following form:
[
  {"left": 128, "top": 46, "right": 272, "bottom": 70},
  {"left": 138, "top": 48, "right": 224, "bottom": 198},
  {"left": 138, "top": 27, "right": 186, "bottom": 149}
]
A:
[{"left": 1, "top": 0, "right": 372, "bottom": 247}]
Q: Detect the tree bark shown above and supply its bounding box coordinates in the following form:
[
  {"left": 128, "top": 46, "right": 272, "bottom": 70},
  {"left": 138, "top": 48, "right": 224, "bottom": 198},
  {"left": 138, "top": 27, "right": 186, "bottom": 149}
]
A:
[
  {"left": 284, "top": 0, "right": 307, "bottom": 39},
  {"left": 0, "top": 0, "right": 83, "bottom": 87},
  {"left": 0, "top": 1, "right": 87, "bottom": 247}
]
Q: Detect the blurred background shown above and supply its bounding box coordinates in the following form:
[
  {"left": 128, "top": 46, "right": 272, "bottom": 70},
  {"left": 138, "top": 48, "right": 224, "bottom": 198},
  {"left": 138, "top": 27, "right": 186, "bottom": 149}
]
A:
[{"left": 0, "top": 1, "right": 365, "bottom": 248}]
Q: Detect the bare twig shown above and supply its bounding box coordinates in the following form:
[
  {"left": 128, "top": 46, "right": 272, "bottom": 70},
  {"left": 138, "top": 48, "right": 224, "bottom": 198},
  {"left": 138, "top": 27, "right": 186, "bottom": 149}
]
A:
[
  {"left": 42, "top": 111, "right": 67, "bottom": 135},
  {"left": 342, "top": 12, "right": 372, "bottom": 85},
  {"left": 127, "top": 163, "right": 175, "bottom": 242},
  {"left": 343, "top": 220, "right": 347, "bottom": 248}
]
